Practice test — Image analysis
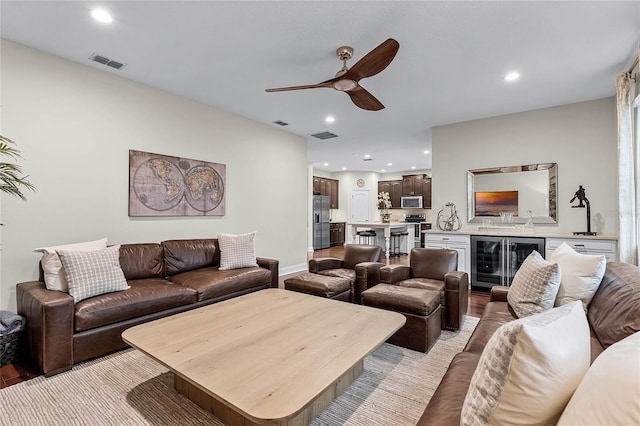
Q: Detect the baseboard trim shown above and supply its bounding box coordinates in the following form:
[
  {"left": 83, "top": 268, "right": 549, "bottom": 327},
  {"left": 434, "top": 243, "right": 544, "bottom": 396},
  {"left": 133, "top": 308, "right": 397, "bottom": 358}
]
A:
[{"left": 279, "top": 263, "right": 307, "bottom": 276}]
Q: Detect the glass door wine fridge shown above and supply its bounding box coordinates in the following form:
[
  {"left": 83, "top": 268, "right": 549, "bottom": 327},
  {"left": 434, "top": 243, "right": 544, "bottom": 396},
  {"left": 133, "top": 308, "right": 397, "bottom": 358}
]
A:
[{"left": 471, "top": 235, "right": 545, "bottom": 289}]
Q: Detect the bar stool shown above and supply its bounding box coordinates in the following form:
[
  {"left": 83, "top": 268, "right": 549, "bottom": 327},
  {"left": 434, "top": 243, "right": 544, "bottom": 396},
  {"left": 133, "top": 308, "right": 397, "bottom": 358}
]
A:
[
  {"left": 390, "top": 230, "right": 409, "bottom": 256},
  {"left": 356, "top": 230, "right": 377, "bottom": 245}
]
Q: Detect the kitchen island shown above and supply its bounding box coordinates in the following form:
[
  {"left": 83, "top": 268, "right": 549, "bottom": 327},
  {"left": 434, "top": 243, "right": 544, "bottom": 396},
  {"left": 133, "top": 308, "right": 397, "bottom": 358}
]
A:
[{"left": 347, "top": 222, "right": 415, "bottom": 259}]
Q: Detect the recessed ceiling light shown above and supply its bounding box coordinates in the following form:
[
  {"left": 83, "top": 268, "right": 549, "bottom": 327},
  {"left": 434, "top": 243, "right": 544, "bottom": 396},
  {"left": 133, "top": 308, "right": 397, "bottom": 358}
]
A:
[
  {"left": 364, "top": 154, "right": 371, "bottom": 159},
  {"left": 341, "top": 167, "right": 347, "bottom": 171},
  {"left": 411, "top": 166, "right": 416, "bottom": 169},
  {"left": 381, "top": 169, "right": 386, "bottom": 172},
  {"left": 325, "top": 116, "right": 335, "bottom": 124},
  {"left": 504, "top": 72, "right": 520, "bottom": 81},
  {"left": 387, "top": 162, "right": 392, "bottom": 166},
  {"left": 91, "top": 9, "right": 113, "bottom": 23},
  {"left": 323, "top": 162, "right": 329, "bottom": 166},
  {"left": 423, "top": 150, "right": 430, "bottom": 154}
]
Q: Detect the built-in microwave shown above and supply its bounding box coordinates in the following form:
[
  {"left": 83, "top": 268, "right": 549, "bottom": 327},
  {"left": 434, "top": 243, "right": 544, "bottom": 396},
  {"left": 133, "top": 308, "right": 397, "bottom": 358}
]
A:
[{"left": 401, "top": 196, "right": 423, "bottom": 209}]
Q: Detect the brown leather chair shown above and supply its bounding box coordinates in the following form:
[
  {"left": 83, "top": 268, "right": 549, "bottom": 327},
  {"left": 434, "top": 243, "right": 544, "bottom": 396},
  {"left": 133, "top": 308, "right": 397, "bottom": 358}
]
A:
[
  {"left": 308, "top": 244, "right": 383, "bottom": 304},
  {"left": 380, "top": 248, "right": 468, "bottom": 330}
]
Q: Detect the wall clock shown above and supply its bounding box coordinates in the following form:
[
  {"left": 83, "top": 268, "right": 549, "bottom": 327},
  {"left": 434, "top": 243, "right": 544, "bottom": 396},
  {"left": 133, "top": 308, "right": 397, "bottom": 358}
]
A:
[{"left": 356, "top": 178, "right": 365, "bottom": 188}]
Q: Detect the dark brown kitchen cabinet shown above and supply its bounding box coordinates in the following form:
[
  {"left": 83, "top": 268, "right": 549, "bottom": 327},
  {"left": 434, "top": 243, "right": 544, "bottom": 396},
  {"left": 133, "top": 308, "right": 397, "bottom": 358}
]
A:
[
  {"left": 378, "top": 180, "right": 402, "bottom": 209},
  {"left": 312, "top": 176, "right": 339, "bottom": 209},
  {"left": 401, "top": 174, "right": 432, "bottom": 208},
  {"left": 422, "top": 177, "right": 432, "bottom": 209},
  {"left": 402, "top": 174, "right": 426, "bottom": 196},
  {"left": 330, "top": 222, "right": 345, "bottom": 246},
  {"left": 328, "top": 179, "right": 339, "bottom": 209}
]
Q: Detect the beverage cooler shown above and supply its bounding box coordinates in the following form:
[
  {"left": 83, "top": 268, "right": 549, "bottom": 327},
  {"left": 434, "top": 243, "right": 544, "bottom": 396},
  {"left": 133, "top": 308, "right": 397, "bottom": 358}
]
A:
[{"left": 471, "top": 235, "right": 545, "bottom": 289}]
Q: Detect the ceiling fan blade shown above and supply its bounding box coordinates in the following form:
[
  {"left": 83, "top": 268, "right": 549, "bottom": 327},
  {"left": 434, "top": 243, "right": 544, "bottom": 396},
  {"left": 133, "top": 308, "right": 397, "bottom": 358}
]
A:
[
  {"left": 265, "top": 82, "right": 332, "bottom": 92},
  {"left": 346, "top": 85, "right": 385, "bottom": 111},
  {"left": 342, "top": 38, "right": 399, "bottom": 82}
]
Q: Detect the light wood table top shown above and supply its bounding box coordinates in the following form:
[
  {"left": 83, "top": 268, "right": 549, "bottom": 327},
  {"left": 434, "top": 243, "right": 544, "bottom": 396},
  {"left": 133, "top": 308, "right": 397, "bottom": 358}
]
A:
[{"left": 122, "top": 288, "right": 405, "bottom": 425}]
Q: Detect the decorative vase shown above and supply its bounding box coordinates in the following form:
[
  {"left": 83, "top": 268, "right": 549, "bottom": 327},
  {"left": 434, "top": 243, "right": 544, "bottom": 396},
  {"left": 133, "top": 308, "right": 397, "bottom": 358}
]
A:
[{"left": 381, "top": 213, "right": 391, "bottom": 223}]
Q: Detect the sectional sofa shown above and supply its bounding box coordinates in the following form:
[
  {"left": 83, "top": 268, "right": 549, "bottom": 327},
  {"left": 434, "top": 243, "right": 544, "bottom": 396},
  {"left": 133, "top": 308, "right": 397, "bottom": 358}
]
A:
[
  {"left": 419, "top": 261, "right": 640, "bottom": 424},
  {"left": 16, "top": 238, "right": 279, "bottom": 376}
]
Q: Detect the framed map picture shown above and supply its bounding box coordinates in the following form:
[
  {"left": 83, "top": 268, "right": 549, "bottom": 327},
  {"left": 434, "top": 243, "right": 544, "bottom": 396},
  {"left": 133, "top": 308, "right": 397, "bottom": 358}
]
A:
[{"left": 129, "top": 150, "right": 226, "bottom": 216}]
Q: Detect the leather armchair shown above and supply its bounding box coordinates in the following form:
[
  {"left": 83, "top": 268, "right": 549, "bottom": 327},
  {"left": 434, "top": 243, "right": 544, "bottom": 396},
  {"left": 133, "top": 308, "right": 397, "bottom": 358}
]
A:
[
  {"left": 380, "top": 248, "right": 468, "bottom": 330},
  {"left": 308, "top": 244, "right": 383, "bottom": 303}
]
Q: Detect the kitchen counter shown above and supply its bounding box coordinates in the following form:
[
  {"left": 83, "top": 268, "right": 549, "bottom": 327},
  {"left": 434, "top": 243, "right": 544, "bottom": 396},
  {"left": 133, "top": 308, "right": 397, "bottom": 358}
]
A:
[
  {"left": 423, "top": 229, "right": 618, "bottom": 240},
  {"left": 347, "top": 222, "right": 415, "bottom": 259}
]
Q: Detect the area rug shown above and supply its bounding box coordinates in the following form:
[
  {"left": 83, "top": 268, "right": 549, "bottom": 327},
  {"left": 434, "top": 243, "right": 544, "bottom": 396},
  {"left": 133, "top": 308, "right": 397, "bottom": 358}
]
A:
[{"left": 1, "top": 316, "right": 479, "bottom": 426}]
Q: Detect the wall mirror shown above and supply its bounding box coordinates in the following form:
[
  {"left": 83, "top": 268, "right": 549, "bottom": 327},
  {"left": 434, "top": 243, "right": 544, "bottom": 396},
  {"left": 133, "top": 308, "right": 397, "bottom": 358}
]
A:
[{"left": 467, "top": 163, "right": 557, "bottom": 224}]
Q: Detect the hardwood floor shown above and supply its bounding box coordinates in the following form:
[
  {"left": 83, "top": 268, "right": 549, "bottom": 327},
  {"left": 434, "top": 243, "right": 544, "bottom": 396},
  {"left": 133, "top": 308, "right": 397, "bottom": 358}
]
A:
[{"left": 2, "top": 246, "right": 489, "bottom": 389}]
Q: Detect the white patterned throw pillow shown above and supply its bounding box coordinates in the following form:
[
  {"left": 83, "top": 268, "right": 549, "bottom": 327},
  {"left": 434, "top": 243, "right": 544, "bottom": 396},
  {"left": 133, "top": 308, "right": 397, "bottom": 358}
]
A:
[
  {"left": 218, "top": 231, "right": 258, "bottom": 270},
  {"left": 507, "top": 250, "right": 561, "bottom": 318},
  {"left": 549, "top": 242, "right": 606, "bottom": 311},
  {"left": 461, "top": 301, "right": 590, "bottom": 426},
  {"left": 33, "top": 238, "right": 108, "bottom": 292},
  {"left": 57, "top": 245, "right": 129, "bottom": 303}
]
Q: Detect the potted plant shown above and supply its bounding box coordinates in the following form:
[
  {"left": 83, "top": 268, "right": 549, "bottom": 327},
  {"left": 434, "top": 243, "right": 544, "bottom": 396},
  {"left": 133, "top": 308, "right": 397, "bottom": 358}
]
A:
[
  {"left": 0, "top": 135, "right": 35, "bottom": 200},
  {"left": 378, "top": 191, "right": 392, "bottom": 223}
]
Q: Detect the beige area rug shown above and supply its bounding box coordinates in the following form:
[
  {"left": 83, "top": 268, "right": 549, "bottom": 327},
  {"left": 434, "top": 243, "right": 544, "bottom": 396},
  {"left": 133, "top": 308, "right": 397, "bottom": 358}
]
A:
[{"left": 1, "top": 316, "right": 479, "bottom": 426}]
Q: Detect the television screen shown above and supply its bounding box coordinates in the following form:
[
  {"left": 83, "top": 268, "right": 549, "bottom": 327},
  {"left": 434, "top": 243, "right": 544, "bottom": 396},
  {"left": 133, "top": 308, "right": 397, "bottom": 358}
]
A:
[{"left": 474, "top": 190, "right": 518, "bottom": 217}]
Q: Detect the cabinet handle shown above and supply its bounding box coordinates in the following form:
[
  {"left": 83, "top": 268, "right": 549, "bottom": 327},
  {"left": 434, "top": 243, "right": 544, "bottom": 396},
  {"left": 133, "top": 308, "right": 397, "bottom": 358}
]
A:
[
  {"left": 443, "top": 237, "right": 449, "bottom": 241},
  {"left": 574, "top": 244, "right": 585, "bottom": 247}
]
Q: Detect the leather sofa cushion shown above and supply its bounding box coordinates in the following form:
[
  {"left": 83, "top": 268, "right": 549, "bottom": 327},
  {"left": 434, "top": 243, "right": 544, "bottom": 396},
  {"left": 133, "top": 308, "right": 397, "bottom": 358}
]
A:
[
  {"left": 119, "top": 243, "right": 165, "bottom": 280},
  {"left": 588, "top": 262, "right": 640, "bottom": 349},
  {"left": 74, "top": 278, "right": 197, "bottom": 332},
  {"left": 317, "top": 268, "right": 356, "bottom": 284},
  {"left": 362, "top": 284, "right": 440, "bottom": 317},
  {"left": 398, "top": 278, "right": 446, "bottom": 308},
  {"left": 169, "top": 266, "right": 271, "bottom": 301},
  {"left": 284, "top": 273, "right": 351, "bottom": 298},
  {"left": 342, "top": 245, "right": 382, "bottom": 270},
  {"left": 162, "top": 239, "right": 219, "bottom": 276},
  {"left": 463, "top": 301, "right": 516, "bottom": 354},
  {"left": 410, "top": 248, "right": 458, "bottom": 280},
  {"left": 417, "top": 351, "right": 482, "bottom": 426}
]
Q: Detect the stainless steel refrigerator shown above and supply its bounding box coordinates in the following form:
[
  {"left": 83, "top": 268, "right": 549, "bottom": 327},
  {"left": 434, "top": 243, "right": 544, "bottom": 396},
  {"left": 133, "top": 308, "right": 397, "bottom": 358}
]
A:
[{"left": 313, "top": 195, "right": 330, "bottom": 250}]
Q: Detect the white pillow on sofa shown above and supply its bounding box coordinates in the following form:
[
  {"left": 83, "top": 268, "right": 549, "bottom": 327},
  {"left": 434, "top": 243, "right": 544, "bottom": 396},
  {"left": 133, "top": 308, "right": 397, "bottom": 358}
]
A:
[
  {"left": 461, "top": 301, "right": 590, "bottom": 426},
  {"left": 57, "top": 245, "right": 129, "bottom": 303},
  {"left": 507, "top": 250, "right": 561, "bottom": 318},
  {"left": 549, "top": 242, "right": 606, "bottom": 311},
  {"left": 218, "top": 232, "right": 258, "bottom": 270},
  {"left": 33, "top": 237, "right": 108, "bottom": 292},
  {"left": 557, "top": 331, "right": 640, "bottom": 426}
]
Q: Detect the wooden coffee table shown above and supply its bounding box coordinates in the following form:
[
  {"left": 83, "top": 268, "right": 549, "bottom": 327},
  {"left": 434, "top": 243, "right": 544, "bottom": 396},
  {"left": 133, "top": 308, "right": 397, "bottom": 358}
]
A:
[{"left": 122, "top": 288, "right": 405, "bottom": 426}]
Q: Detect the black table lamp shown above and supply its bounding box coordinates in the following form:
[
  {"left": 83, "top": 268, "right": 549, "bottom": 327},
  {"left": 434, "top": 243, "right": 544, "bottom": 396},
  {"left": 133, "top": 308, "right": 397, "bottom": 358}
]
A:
[{"left": 570, "top": 185, "right": 597, "bottom": 236}]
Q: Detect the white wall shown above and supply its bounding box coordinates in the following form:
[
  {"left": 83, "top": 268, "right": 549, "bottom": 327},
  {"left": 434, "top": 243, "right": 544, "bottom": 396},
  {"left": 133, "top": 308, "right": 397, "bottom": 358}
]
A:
[
  {"left": 0, "top": 41, "right": 309, "bottom": 311},
  {"left": 432, "top": 97, "right": 618, "bottom": 235}
]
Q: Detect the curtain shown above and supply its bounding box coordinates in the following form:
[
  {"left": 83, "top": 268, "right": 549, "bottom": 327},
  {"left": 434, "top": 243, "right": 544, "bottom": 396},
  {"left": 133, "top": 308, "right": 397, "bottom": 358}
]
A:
[{"left": 615, "top": 48, "right": 640, "bottom": 265}]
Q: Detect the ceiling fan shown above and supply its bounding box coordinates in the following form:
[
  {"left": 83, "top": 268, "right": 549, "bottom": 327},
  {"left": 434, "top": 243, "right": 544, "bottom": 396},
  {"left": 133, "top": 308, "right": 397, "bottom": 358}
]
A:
[{"left": 265, "top": 38, "right": 399, "bottom": 111}]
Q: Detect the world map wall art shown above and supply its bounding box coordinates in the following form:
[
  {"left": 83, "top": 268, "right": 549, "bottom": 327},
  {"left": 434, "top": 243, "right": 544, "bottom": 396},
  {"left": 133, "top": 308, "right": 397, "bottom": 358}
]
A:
[{"left": 129, "top": 150, "right": 226, "bottom": 217}]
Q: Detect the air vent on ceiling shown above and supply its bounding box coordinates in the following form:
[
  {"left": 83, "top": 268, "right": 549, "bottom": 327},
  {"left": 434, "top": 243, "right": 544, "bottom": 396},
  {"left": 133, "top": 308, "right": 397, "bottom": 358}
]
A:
[
  {"left": 89, "top": 53, "right": 126, "bottom": 70},
  {"left": 310, "top": 131, "right": 338, "bottom": 140},
  {"left": 363, "top": 158, "right": 374, "bottom": 161},
  {"left": 273, "top": 120, "right": 289, "bottom": 126}
]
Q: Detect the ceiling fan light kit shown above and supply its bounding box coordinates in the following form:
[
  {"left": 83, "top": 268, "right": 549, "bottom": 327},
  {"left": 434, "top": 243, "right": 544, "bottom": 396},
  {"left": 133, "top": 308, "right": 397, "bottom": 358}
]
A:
[{"left": 265, "top": 38, "right": 399, "bottom": 111}]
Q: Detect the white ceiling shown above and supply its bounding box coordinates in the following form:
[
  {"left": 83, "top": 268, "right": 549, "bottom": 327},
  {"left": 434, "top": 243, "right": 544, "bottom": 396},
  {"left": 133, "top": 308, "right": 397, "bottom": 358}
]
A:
[{"left": 1, "top": 1, "right": 638, "bottom": 174}]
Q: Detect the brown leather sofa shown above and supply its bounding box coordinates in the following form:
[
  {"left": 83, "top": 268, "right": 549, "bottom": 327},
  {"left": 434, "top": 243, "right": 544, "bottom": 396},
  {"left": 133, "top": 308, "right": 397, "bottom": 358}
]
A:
[
  {"left": 308, "top": 244, "right": 383, "bottom": 304},
  {"left": 379, "top": 248, "right": 469, "bottom": 330},
  {"left": 418, "top": 261, "right": 640, "bottom": 425},
  {"left": 16, "top": 238, "right": 279, "bottom": 376}
]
